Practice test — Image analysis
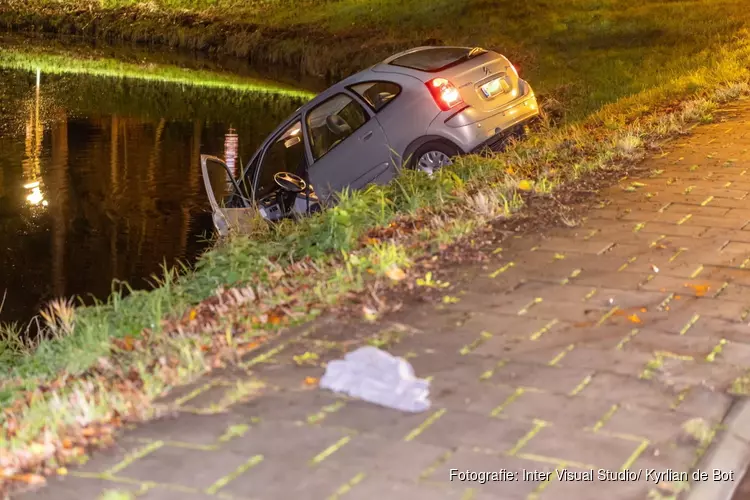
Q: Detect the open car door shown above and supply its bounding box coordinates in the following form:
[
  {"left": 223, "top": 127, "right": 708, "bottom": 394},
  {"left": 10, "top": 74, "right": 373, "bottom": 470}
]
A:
[{"left": 200, "top": 154, "right": 257, "bottom": 236}]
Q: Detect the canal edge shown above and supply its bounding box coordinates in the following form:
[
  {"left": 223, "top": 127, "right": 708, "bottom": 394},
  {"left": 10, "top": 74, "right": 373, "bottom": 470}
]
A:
[{"left": 686, "top": 398, "right": 750, "bottom": 500}]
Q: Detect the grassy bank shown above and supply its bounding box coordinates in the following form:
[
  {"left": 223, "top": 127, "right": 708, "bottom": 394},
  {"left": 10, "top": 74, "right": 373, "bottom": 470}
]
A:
[
  {"left": 3, "top": 0, "right": 750, "bottom": 495},
  {"left": 3, "top": 0, "right": 750, "bottom": 120}
]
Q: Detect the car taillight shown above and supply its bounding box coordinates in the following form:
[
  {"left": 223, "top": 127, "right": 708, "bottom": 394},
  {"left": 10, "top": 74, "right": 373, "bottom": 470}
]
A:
[{"left": 426, "top": 78, "right": 463, "bottom": 111}]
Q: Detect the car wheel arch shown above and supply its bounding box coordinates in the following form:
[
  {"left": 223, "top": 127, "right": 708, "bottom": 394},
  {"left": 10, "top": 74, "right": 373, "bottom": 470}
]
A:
[{"left": 402, "top": 136, "right": 463, "bottom": 169}]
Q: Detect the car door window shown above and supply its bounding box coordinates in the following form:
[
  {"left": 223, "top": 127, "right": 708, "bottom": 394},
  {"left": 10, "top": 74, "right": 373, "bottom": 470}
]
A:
[
  {"left": 350, "top": 82, "right": 401, "bottom": 112},
  {"left": 254, "top": 120, "right": 305, "bottom": 199},
  {"left": 306, "top": 94, "right": 368, "bottom": 161}
]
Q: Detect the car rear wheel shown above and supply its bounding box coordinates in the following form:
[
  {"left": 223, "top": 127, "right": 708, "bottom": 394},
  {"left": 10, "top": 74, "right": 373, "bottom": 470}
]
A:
[{"left": 410, "top": 141, "right": 459, "bottom": 176}]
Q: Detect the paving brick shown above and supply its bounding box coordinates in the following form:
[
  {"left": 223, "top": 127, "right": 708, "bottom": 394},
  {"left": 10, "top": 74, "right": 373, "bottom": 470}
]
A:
[
  {"left": 635, "top": 221, "right": 709, "bottom": 237},
  {"left": 226, "top": 461, "right": 365, "bottom": 500},
  {"left": 491, "top": 389, "right": 616, "bottom": 430},
  {"left": 138, "top": 489, "right": 216, "bottom": 500},
  {"left": 400, "top": 348, "right": 496, "bottom": 375},
  {"left": 570, "top": 271, "right": 644, "bottom": 290},
  {"left": 713, "top": 339, "right": 750, "bottom": 367},
  {"left": 411, "top": 410, "right": 532, "bottom": 451},
  {"left": 76, "top": 439, "right": 162, "bottom": 475},
  {"left": 15, "top": 477, "right": 141, "bottom": 500},
  {"left": 553, "top": 346, "right": 654, "bottom": 378},
  {"left": 621, "top": 329, "right": 719, "bottom": 358},
  {"left": 688, "top": 187, "right": 749, "bottom": 199},
  {"left": 640, "top": 275, "right": 728, "bottom": 296},
  {"left": 683, "top": 214, "right": 750, "bottom": 229},
  {"left": 114, "top": 445, "right": 253, "bottom": 490},
  {"left": 220, "top": 420, "right": 352, "bottom": 457},
  {"left": 489, "top": 361, "right": 595, "bottom": 394},
  {"left": 704, "top": 197, "right": 750, "bottom": 209},
  {"left": 121, "top": 413, "right": 250, "bottom": 448},
  {"left": 537, "top": 238, "right": 619, "bottom": 255},
  {"left": 664, "top": 203, "right": 731, "bottom": 217},
  {"left": 516, "top": 426, "right": 644, "bottom": 471},
  {"left": 673, "top": 387, "right": 734, "bottom": 421},
  {"left": 344, "top": 475, "right": 465, "bottom": 500},
  {"left": 231, "top": 389, "right": 344, "bottom": 423},
  {"left": 702, "top": 266, "right": 750, "bottom": 285},
  {"left": 682, "top": 297, "right": 747, "bottom": 321},
  {"left": 311, "top": 433, "right": 449, "bottom": 483},
  {"left": 513, "top": 300, "right": 611, "bottom": 324},
  {"left": 429, "top": 450, "right": 540, "bottom": 498},
  {"left": 618, "top": 210, "right": 689, "bottom": 224},
  {"left": 539, "top": 474, "right": 651, "bottom": 500},
  {"left": 428, "top": 369, "right": 518, "bottom": 412},
  {"left": 720, "top": 240, "right": 750, "bottom": 256},
  {"left": 602, "top": 405, "right": 711, "bottom": 443},
  {"left": 316, "top": 401, "right": 431, "bottom": 438},
  {"left": 576, "top": 372, "right": 677, "bottom": 411},
  {"left": 653, "top": 357, "right": 742, "bottom": 392}
]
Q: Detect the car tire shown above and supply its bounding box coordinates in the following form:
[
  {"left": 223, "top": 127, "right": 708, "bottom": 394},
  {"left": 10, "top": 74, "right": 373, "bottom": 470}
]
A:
[{"left": 409, "top": 141, "right": 459, "bottom": 175}]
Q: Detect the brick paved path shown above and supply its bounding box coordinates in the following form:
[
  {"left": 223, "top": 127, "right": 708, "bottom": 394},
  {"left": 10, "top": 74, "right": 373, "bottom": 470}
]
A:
[{"left": 22, "top": 101, "right": 750, "bottom": 500}]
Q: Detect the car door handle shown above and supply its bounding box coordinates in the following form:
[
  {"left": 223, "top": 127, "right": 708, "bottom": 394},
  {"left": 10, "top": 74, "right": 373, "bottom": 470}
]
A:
[{"left": 360, "top": 131, "right": 373, "bottom": 142}]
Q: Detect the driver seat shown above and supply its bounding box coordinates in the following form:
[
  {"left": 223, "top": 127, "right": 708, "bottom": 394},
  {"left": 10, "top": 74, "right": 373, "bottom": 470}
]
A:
[{"left": 326, "top": 115, "right": 352, "bottom": 137}]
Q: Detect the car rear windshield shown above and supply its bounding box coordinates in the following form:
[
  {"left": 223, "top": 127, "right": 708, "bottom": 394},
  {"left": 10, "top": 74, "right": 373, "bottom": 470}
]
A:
[{"left": 388, "top": 47, "right": 486, "bottom": 72}]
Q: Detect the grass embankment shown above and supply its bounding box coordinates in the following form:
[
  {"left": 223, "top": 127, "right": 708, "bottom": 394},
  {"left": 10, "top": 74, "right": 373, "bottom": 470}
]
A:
[
  {"left": 2, "top": 0, "right": 750, "bottom": 494},
  {"left": 2, "top": 0, "right": 750, "bottom": 119}
]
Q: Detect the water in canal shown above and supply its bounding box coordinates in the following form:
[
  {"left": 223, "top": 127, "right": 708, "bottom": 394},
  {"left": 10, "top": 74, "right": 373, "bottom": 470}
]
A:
[{"left": 0, "top": 39, "right": 314, "bottom": 327}]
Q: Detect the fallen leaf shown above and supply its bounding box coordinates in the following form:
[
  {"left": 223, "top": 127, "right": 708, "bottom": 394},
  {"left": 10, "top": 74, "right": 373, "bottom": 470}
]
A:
[
  {"left": 114, "top": 336, "right": 136, "bottom": 352},
  {"left": 628, "top": 314, "right": 642, "bottom": 324},
  {"left": 640, "top": 308, "right": 647, "bottom": 313},
  {"left": 189, "top": 309, "right": 197, "bottom": 321},
  {"left": 56, "top": 467, "right": 68, "bottom": 476},
  {"left": 304, "top": 377, "right": 318, "bottom": 386},
  {"left": 385, "top": 266, "right": 406, "bottom": 281},
  {"left": 267, "top": 313, "right": 283, "bottom": 326},
  {"left": 10, "top": 474, "right": 46, "bottom": 485},
  {"left": 685, "top": 283, "right": 710, "bottom": 297},
  {"left": 517, "top": 180, "right": 533, "bottom": 192}
]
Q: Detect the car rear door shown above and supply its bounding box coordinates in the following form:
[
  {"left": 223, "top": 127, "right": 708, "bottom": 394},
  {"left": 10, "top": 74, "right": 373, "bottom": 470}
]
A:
[{"left": 303, "top": 91, "right": 391, "bottom": 202}]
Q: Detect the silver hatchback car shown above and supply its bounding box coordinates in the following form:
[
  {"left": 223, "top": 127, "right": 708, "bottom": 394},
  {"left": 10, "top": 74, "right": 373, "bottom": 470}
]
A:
[{"left": 202, "top": 46, "right": 539, "bottom": 233}]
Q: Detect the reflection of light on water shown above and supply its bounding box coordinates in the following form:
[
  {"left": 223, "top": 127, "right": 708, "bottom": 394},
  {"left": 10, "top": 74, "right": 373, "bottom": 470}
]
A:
[
  {"left": 224, "top": 127, "right": 239, "bottom": 178},
  {"left": 21, "top": 68, "right": 49, "bottom": 210},
  {"left": 24, "top": 181, "right": 47, "bottom": 206}
]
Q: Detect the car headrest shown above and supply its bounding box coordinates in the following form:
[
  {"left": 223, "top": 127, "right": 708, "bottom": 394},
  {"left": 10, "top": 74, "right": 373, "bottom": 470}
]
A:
[{"left": 326, "top": 115, "right": 352, "bottom": 136}]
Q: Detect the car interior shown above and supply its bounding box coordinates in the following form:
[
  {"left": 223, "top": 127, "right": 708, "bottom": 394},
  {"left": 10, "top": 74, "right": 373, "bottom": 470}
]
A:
[{"left": 250, "top": 121, "right": 321, "bottom": 221}]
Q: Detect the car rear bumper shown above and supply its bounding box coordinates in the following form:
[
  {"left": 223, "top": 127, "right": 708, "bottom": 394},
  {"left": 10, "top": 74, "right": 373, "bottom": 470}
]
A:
[
  {"left": 469, "top": 117, "right": 539, "bottom": 154},
  {"left": 430, "top": 88, "right": 540, "bottom": 153}
]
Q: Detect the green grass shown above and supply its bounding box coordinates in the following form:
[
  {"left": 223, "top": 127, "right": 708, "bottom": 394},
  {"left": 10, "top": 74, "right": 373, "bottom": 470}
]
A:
[{"left": 3, "top": 0, "right": 750, "bottom": 490}]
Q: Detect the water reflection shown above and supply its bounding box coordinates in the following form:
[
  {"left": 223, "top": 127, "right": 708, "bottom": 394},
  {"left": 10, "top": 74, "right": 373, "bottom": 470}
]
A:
[
  {"left": 24, "top": 70, "right": 47, "bottom": 210},
  {"left": 0, "top": 64, "right": 308, "bottom": 326}
]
